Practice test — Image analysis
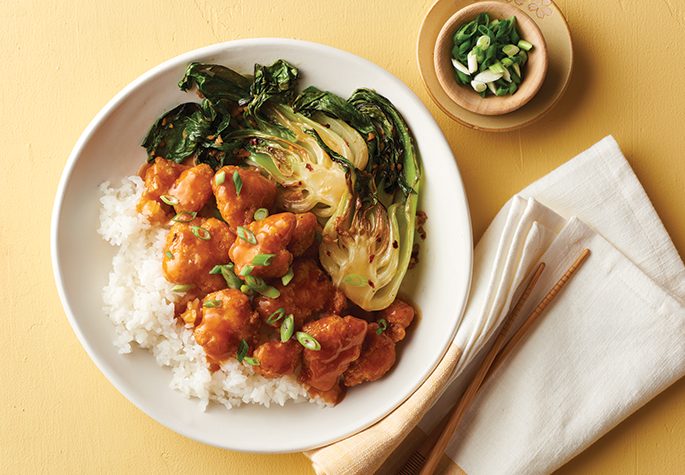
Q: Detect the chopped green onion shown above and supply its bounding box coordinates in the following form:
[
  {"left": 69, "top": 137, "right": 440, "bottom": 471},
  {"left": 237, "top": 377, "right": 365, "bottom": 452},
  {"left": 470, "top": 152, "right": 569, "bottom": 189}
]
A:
[
  {"left": 315, "top": 231, "right": 323, "bottom": 244},
  {"left": 376, "top": 318, "right": 388, "bottom": 335},
  {"left": 344, "top": 274, "right": 368, "bottom": 287},
  {"left": 171, "top": 283, "right": 194, "bottom": 292},
  {"left": 236, "top": 339, "right": 249, "bottom": 362},
  {"left": 253, "top": 208, "right": 269, "bottom": 221},
  {"left": 280, "top": 314, "right": 294, "bottom": 342},
  {"left": 473, "top": 70, "right": 503, "bottom": 83},
  {"left": 191, "top": 226, "right": 211, "bottom": 240},
  {"left": 251, "top": 253, "right": 276, "bottom": 266},
  {"left": 172, "top": 211, "right": 197, "bottom": 223},
  {"left": 502, "top": 44, "right": 520, "bottom": 57},
  {"left": 245, "top": 275, "right": 267, "bottom": 291},
  {"left": 281, "top": 267, "right": 294, "bottom": 286},
  {"left": 165, "top": 251, "right": 174, "bottom": 259},
  {"left": 233, "top": 170, "right": 243, "bottom": 196},
  {"left": 215, "top": 170, "right": 226, "bottom": 186},
  {"left": 296, "top": 332, "right": 321, "bottom": 351},
  {"left": 488, "top": 62, "right": 505, "bottom": 75},
  {"left": 476, "top": 35, "right": 490, "bottom": 50},
  {"left": 203, "top": 299, "right": 222, "bottom": 308},
  {"left": 267, "top": 308, "right": 286, "bottom": 324},
  {"left": 451, "top": 15, "right": 531, "bottom": 97},
  {"left": 160, "top": 194, "right": 179, "bottom": 206},
  {"left": 240, "top": 284, "right": 254, "bottom": 296},
  {"left": 259, "top": 285, "right": 281, "bottom": 299},
  {"left": 219, "top": 265, "right": 242, "bottom": 289},
  {"left": 451, "top": 58, "right": 471, "bottom": 76},
  {"left": 471, "top": 81, "right": 487, "bottom": 93},
  {"left": 517, "top": 39, "right": 533, "bottom": 51},
  {"left": 239, "top": 265, "right": 254, "bottom": 276},
  {"left": 243, "top": 356, "right": 260, "bottom": 366},
  {"left": 467, "top": 50, "right": 478, "bottom": 73},
  {"left": 236, "top": 226, "right": 257, "bottom": 245}
]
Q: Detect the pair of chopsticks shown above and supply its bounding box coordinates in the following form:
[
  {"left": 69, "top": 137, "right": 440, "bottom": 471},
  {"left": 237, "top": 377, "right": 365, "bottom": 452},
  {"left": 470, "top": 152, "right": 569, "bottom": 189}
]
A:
[{"left": 397, "top": 248, "right": 591, "bottom": 475}]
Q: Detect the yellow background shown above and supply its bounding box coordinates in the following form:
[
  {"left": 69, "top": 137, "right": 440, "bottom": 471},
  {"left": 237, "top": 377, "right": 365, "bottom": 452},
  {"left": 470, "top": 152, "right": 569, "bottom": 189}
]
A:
[{"left": 3, "top": 0, "right": 685, "bottom": 473}]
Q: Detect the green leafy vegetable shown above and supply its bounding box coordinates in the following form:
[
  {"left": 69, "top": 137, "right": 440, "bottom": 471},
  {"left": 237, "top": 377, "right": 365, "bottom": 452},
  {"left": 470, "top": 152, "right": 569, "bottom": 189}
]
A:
[{"left": 318, "top": 89, "right": 421, "bottom": 312}]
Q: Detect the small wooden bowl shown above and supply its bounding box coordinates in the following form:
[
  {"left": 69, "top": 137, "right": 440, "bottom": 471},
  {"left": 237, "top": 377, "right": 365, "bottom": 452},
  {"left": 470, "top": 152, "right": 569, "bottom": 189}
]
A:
[{"left": 434, "top": 1, "right": 548, "bottom": 116}]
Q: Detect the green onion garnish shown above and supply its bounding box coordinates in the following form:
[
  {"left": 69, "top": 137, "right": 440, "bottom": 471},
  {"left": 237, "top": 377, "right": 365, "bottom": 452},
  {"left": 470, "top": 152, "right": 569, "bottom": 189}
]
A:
[
  {"left": 243, "top": 356, "right": 260, "bottom": 366},
  {"left": 450, "top": 14, "right": 533, "bottom": 97},
  {"left": 236, "top": 226, "right": 257, "bottom": 245},
  {"left": 215, "top": 170, "right": 226, "bottom": 186},
  {"left": 191, "top": 226, "right": 211, "bottom": 240},
  {"left": 171, "top": 283, "right": 194, "bottom": 292},
  {"left": 240, "top": 285, "right": 255, "bottom": 296},
  {"left": 251, "top": 253, "right": 276, "bottom": 266},
  {"left": 343, "top": 274, "right": 367, "bottom": 287},
  {"left": 245, "top": 275, "right": 267, "bottom": 291},
  {"left": 160, "top": 194, "right": 179, "bottom": 206},
  {"left": 259, "top": 285, "right": 281, "bottom": 299},
  {"left": 220, "top": 266, "right": 242, "bottom": 290},
  {"left": 253, "top": 208, "right": 269, "bottom": 221},
  {"left": 280, "top": 314, "right": 294, "bottom": 342},
  {"left": 165, "top": 251, "right": 174, "bottom": 259},
  {"left": 236, "top": 339, "right": 249, "bottom": 362},
  {"left": 518, "top": 39, "right": 533, "bottom": 51},
  {"left": 315, "top": 231, "right": 323, "bottom": 244},
  {"left": 172, "top": 211, "right": 197, "bottom": 223},
  {"left": 233, "top": 170, "right": 243, "bottom": 196},
  {"left": 239, "top": 265, "right": 254, "bottom": 276},
  {"left": 296, "top": 332, "right": 321, "bottom": 351},
  {"left": 376, "top": 318, "right": 388, "bottom": 335},
  {"left": 267, "top": 308, "right": 286, "bottom": 324},
  {"left": 281, "top": 267, "right": 294, "bottom": 286},
  {"left": 502, "top": 44, "right": 520, "bottom": 57},
  {"left": 203, "top": 299, "right": 222, "bottom": 308}
]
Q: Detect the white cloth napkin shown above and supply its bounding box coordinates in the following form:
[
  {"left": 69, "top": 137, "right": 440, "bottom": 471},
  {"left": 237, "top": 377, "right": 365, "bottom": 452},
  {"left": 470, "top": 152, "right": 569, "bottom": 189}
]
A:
[{"left": 408, "top": 135, "right": 685, "bottom": 474}]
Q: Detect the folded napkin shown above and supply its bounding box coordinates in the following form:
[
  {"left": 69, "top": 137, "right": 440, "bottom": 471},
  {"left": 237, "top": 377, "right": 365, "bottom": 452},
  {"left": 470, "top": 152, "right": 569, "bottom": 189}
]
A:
[{"left": 305, "top": 136, "right": 685, "bottom": 475}]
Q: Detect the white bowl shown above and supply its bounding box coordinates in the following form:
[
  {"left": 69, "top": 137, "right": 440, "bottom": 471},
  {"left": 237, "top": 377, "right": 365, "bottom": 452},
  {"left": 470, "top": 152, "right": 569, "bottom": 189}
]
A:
[{"left": 51, "top": 38, "right": 473, "bottom": 453}]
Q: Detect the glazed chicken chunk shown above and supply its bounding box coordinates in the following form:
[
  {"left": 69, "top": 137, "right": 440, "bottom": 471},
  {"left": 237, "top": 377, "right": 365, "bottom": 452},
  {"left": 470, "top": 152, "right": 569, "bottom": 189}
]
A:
[
  {"left": 254, "top": 258, "right": 346, "bottom": 330},
  {"left": 168, "top": 163, "right": 214, "bottom": 214},
  {"left": 163, "top": 217, "right": 236, "bottom": 293},
  {"left": 212, "top": 165, "right": 277, "bottom": 231},
  {"left": 379, "top": 299, "right": 415, "bottom": 343},
  {"left": 299, "top": 315, "right": 368, "bottom": 393},
  {"left": 342, "top": 322, "right": 396, "bottom": 387},
  {"left": 252, "top": 339, "right": 303, "bottom": 379},
  {"left": 137, "top": 157, "right": 188, "bottom": 224},
  {"left": 229, "top": 212, "right": 297, "bottom": 279},
  {"left": 193, "top": 289, "right": 261, "bottom": 368}
]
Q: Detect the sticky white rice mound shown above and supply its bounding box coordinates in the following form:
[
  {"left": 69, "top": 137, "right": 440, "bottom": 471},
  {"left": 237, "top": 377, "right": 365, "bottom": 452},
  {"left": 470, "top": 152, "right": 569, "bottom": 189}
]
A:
[{"left": 98, "top": 176, "right": 322, "bottom": 410}]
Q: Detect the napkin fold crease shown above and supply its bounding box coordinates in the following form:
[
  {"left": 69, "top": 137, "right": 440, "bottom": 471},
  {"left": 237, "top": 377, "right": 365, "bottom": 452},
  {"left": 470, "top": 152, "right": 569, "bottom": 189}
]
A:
[{"left": 305, "top": 136, "right": 685, "bottom": 475}]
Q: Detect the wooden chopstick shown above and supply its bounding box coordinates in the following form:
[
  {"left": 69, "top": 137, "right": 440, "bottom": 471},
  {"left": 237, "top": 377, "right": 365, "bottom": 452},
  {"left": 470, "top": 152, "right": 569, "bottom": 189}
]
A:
[
  {"left": 482, "top": 248, "right": 591, "bottom": 387},
  {"left": 396, "top": 262, "right": 544, "bottom": 475},
  {"left": 397, "top": 248, "right": 591, "bottom": 475}
]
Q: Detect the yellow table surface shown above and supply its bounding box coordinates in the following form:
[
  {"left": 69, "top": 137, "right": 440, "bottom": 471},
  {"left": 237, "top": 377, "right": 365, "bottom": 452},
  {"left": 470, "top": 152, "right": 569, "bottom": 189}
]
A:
[{"left": 4, "top": 0, "right": 685, "bottom": 473}]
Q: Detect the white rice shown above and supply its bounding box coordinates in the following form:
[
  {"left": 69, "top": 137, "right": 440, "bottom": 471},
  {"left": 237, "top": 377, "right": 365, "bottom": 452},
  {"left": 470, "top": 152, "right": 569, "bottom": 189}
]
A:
[{"left": 98, "top": 176, "right": 321, "bottom": 410}]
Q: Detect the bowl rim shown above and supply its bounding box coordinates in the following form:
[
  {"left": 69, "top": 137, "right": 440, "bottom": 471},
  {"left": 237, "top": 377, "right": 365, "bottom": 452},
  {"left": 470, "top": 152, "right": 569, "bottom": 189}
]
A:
[{"left": 434, "top": 0, "right": 549, "bottom": 116}]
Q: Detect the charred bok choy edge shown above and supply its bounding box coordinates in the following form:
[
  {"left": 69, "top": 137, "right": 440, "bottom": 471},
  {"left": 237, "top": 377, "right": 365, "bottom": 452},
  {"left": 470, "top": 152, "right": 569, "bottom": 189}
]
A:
[{"left": 139, "top": 59, "right": 422, "bottom": 312}]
